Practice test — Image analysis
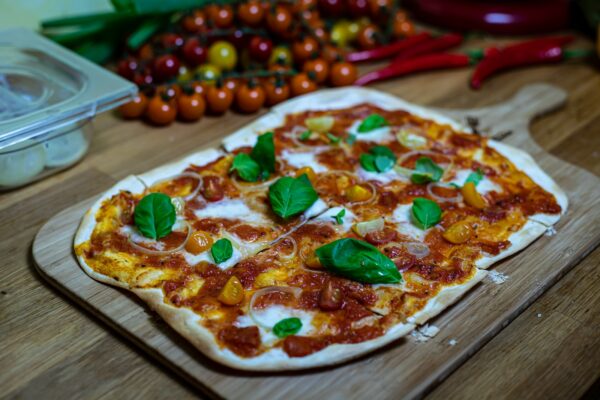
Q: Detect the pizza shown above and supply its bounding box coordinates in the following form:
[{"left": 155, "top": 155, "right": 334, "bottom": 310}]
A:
[{"left": 74, "top": 88, "right": 566, "bottom": 370}]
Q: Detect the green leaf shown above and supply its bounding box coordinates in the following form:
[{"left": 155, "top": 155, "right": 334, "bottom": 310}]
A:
[
  {"left": 464, "top": 169, "right": 484, "bottom": 186},
  {"left": 411, "top": 157, "right": 443, "bottom": 184},
  {"left": 211, "top": 238, "right": 233, "bottom": 264},
  {"left": 332, "top": 209, "right": 346, "bottom": 225},
  {"left": 73, "top": 40, "right": 116, "bottom": 64},
  {"left": 326, "top": 132, "right": 341, "bottom": 144},
  {"left": 411, "top": 197, "right": 442, "bottom": 229},
  {"left": 127, "top": 16, "right": 166, "bottom": 50},
  {"left": 358, "top": 114, "right": 388, "bottom": 133},
  {"left": 273, "top": 317, "right": 302, "bottom": 338},
  {"left": 134, "top": 193, "right": 176, "bottom": 240},
  {"left": 316, "top": 238, "right": 401, "bottom": 284},
  {"left": 346, "top": 134, "right": 357, "bottom": 144},
  {"left": 269, "top": 174, "right": 318, "bottom": 219},
  {"left": 299, "top": 130, "right": 311, "bottom": 141},
  {"left": 230, "top": 153, "right": 260, "bottom": 182},
  {"left": 250, "top": 132, "right": 276, "bottom": 179},
  {"left": 360, "top": 146, "right": 396, "bottom": 173}
]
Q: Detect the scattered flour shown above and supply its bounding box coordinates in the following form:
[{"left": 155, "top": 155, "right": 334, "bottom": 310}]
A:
[
  {"left": 448, "top": 339, "right": 458, "bottom": 346},
  {"left": 411, "top": 324, "right": 440, "bottom": 343},
  {"left": 487, "top": 270, "right": 509, "bottom": 284},
  {"left": 545, "top": 226, "right": 557, "bottom": 236}
]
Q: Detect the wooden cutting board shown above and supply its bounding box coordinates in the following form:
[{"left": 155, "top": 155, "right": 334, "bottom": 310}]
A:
[{"left": 32, "top": 84, "right": 600, "bottom": 400}]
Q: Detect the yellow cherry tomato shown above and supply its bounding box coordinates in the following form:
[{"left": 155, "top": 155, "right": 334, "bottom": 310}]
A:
[
  {"left": 295, "top": 166, "right": 316, "bottom": 182},
  {"left": 346, "top": 184, "right": 371, "bottom": 202},
  {"left": 208, "top": 41, "right": 238, "bottom": 71},
  {"left": 218, "top": 276, "right": 244, "bottom": 305},
  {"left": 305, "top": 253, "right": 322, "bottom": 269},
  {"left": 331, "top": 20, "right": 351, "bottom": 48},
  {"left": 185, "top": 230, "right": 214, "bottom": 255},
  {"left": 347, "top": 20, "right": 361, "bottom": 42},
  {"left": 461, "top": 182, "right": 487, "bottom": 209},
  {"left": 443, "top": 221, "right": 473, "bottom": 244},
  {"left": 195, "top": 63, "right": 221, "bottom": 85},
  {"left": 268, "top": 45, "right": 293, "bottom": 66}
]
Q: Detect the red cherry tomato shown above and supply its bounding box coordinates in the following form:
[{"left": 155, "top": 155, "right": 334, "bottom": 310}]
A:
[
  {"left": 322, "top": 44, "right": 344, "bottom": 64},
  {"left": 153, "top": 54, "right": 180, "bottom": 82},
  {"left": 177, "top": 93, "right": 206, "bottom": 121},
  {"left": 264, "top": 78, "right": 290, "bottom": 106},
  {"left": 228, "top": 29, "right": 248, "bottom": 49},
  {"left": 223, "top": 78, "right": 241, "bottom": 95},
  {"left": 330, "top": 61, "right": 357, "bottom": 86},
  {"left": 348, "top": 0, "right": 369, "bottom": 17},
  {"left": 235, "top": 81, "right": 266, "bottom": 113},
  {"left": 119, "top": 93, "right": 148, "bottom": 119},
  {"left": 290, "top": 73, "right": 317, "bottom": 96},
  {"left": 133, "top": 68, "right": 153, "bottom": 86},
  {"left": 249, "top": 36, "right": 273, "bottom": 63},
  {"left": 319, "top": 0, "right": 344, "bottom": 16},
  {"left": 206, "top": 84, "right": 233, "bottom": 114},
  {"left": 266, "top": 5, "right": 293, "bottom": 34},
  {"left": 369, "top": 0, "right": 392, "bottom": 18},
  {"left": 181, "top": 10, "right": 207, "bottom": 33},
  {"left": 158, "top": 33, "right": 184, "bottom": 50},
  {"left": 292, "top": 36, "right": 319, "bottom": 64},
  {"left": 392, "top": 12, "right": 416, "bottom": 38},
  {"left": 137, "top": 43, "right": 153, "bottom": 61},
  {"left": 357, "top": 24, "right": 380, "bottom": 49},
  {"left": 206, "top": 5, "right": 234, "bottom": 28},
  {"left": 146, "top": 95, "right": 177, "bottom": 125},
  {"left": 303, "top": 58, "right": 329, "bottom": 84},
  {"left": 238, "top": 0, "right": 264, "bottom": 26},
  {"left": 293, "top": 0, "right": 317, "bottom": 13},
  {"left": 117, "top": 58, "right": 138, "bottom": 80},
  {"left": 182, "top": 38, "right": 207, "bottom": 67}
]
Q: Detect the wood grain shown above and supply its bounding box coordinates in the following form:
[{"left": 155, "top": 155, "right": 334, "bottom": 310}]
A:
[
  {"left": 30, "top": 84, "right": 600, "bottom": 399},
  {"left": 2, "top": 34, "right": 600, "bottom": 398}
]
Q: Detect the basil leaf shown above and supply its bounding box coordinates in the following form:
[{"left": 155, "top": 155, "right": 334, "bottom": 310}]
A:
[
  {"left": 411, "top": 197, "right": 442, "bottom": 229},
  {"left": 211, "top": 238, "right": 233, "bottom": 264},
  {"left": 360, "top": 146, "right": 396, "bottom": 173},
  {"left": 465, "top": 168, "right": 484, "bottom": 186},
  {"left": 250, "top": 132, "right": 275, "bottom": 178},
  {"left": 357, "top": 114, "right": 388, "bottom": 133},
  {"left": 332, "top": 209, "right": 346, "bottom": 225},
  {"left": 273, "top": 317, "right": 302, "bottom": 338},
  {"left": 411, "top": 157, "right": 443, "bottom": 184},
  {"left": 326, "top": 132, "right": 341, "bottom": 144},
  {"left": 346, "top": 134, "right": 357, "bottom": 144},
  {"left": 230, "top": 153, "right": 260, "bottom": 182},
  {"left": 269, "top": 174, "right": 318, "bottom": 219},
  {"left": 134, "top": 193, "right": 176, "bottom": 240},
  {"left": 299, "top": 130, "right": 311, "bottom": 141},
  {"left": 316, "top": 238, "right": 401, "bottom": 284}
]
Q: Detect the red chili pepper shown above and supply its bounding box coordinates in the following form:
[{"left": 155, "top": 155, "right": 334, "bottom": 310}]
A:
[
  {"left": 354, "top": 53, "right": 473, "bottom": 86},
  {"left": 471, "top": 43, "right": 588, "bottom": 89},
  {"left": 392, "top": 33, "right": 464, "bottom": 62},
  {"left": 345, "top": 32, "right": 431, "bottom": 63}
]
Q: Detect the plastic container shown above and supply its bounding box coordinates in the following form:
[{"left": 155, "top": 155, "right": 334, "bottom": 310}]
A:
[{"left": 0, "top": 28, "right": 137, "bottom": 190}]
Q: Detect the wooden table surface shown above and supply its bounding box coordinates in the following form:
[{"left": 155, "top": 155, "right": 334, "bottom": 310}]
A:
[{"left": 2, "top": 33, "right": 600, "bottom": 399}]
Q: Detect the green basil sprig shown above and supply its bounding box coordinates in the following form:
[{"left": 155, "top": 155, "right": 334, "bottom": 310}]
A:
[
  {"left": 465, "top": 169, "right": 484, "bottom": 186},
  {"left": 269, "top": 174, "right": 318, "bottom": 219},
  {"left": 273, "top": 317, "right": 302, "bottom": 338},
  {"left": 211, "top": 238, "right": 233, "bottom": 264},
  {"left": 411, "top": 157, "right": 443, "bottom": 184},
  {"left": 332, "top": 209, "right": 346, "bottom": 225},
  {"left": 411, "top": 197, "right": 442, "bottom": 229},
  {"left": 134, "top": 193, "right": 176, "bottom": 240},
  {"left": 358, "top": 114, "right": 389, "bottom": 133},
  {"left": 315, "top": 238, "right": 401, "bottom": 284},
  {"left": 326, "top": 132, "right": 341, "bottom": 144},
  {"left": 230, "top": 132, "right": 275, "bottom": 182},
  {"left": 360, "top": 146, "right": 397, "bottom": 173}
]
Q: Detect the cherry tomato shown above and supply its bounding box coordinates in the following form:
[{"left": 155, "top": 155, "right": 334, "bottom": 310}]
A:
[
  {"left": 182, "top": 37, "right": 207, "bottom": 66},
  {"left": 249, "top": 36, "right": 273, "bottom": 63},
  {"left": 156, "top": 84, "right": 181, "bottom": 99},
  {"left": 119, "top": 93, "right": 148, "bottom": 119},
  {"left": 133, "top": 68, "right": 153, "bottom": 86},
  {"left": 369, "top": 0, "right": 392, "bottom": 18},
  {"left": 146, "top": 95, "right": 177, "bottom": 125},
  {"left": 181, "top": 10, "right": 207, "bottom": 33},
  {"left": 238, "top": 0, "right": 264, "bottom": 26},
  {"left": 206, "top": 84, "right": 233, "bottom": 114},
  {"left": 158, "top": 33, "right": 183, "bottom": 50},
  {"left": 208, "top": 41, "right": 237, "bottom": 71},
  {"left": 264, "top": 77, "right": 290, "bottom": 106},
  {"left": 319, "top": 0, "right": 344, "bottom": 16},
  {"left": 322, "top": 44, "right": 344, "bottom": 64},
  {"left": 153, "top": 54, "right": 180, "bottom": 82},
  {"left": 293, "top": 0, "right": 317, "bottom": 13},
  {"left": 311, "top": 23, "right": 330, "bottom": 43},
  {"left": 348, "top": 0, "right": 369, "bottom": 17},
  {"left": 303, "top": 58, "right": 329, "bottom": 84},
  {"left": 223, "top": 78, "right": 241, "bottom": 95},
  {"left": 292, "top": 36, "right": 319, "bottom": 64},
  {"left": 117, "top": 58, "right": 138, "bottom": 80},
  {"left": 137, "top": 43, "right": 153, "bottom": 61},
  {"left": 268, "top": 62, "right": 291, "bottom": 73},
  {"left": 357, "top": 24, "right": 380, "bottom": 49},
  {"left": 330, "top": 21, "right": 352, "bottom": 48},
  {"left": 177, "top": 93, "right": 206, "bottom": 121},
  {"left": 266, "top": 5, "right": 293, "bottom": 34},
  {"left": 195, "top": 64, "right": 221, "bottom": 85},
  {"left": 190, "top": 81, "right": 207, "bottom": 97},
  {"left": 290, "top": 73, "right": 317, "bottom": 96},
  {"left": 235, "top": 80, "right": 266, "bottom": 113},
  {"left": 330, "top": 61, "right": 357, "bottom": 86},
  {"left": 268, "top": 46, "right": 293, "bottom": 66},
  {"left": 206, "top": 5, "right": 234, "bottom": 28},
  {"left": 228, "top": 29, "right": 247, "bottom": 49},
  {"left": 393, "top": 12, "right": 415, "bottom": 38}
]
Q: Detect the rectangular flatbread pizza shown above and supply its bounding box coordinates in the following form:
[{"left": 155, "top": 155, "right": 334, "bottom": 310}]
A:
[{"left": 74, "top": 88, "right": 566, "bottom": 370}]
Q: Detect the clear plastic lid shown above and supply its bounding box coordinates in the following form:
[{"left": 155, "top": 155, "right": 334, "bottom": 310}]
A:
[{"left": 0, "top": 28, "right": 137, "bottom": 148}]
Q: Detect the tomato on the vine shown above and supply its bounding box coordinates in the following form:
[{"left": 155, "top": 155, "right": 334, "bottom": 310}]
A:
[
  {"left": 146, "top": 95, "right": 177, "bottom": 125},
  {"left": 268, "top": 46, "right": 293, "bottom": 66},
  {"left": 249, "top": 36, "right": 273, "bottom": 63},
  {"left": 153, "top": 54, "right": 180, "bottom": 82},
  {"left": 119, "top": 93, "right": 148, "bottom": 119},
  {"left": 319, "top": 0, "right": 344, "bottom": 16},
  {"left": 181, "top": 10, "right": 207, "bottom": 33},
  {"left": 357, "top": 24, "right": 380, "bottom": 49},
  {"left": 208, "top": 41, "right": 237, "bottom": 71},
  {"left": 303, "top": 58, "right": 329, "bottom": 84},
  {"left": 191, "top": 82, "right": 207, "bottom": 97},
  {"left": 264, "top": 77, "right": 290, "bottom": 106},
  {"left": 330, "top": 61, "right": 357, "bottom": 86},
  {"left": 137, "top": 43, "right": 154, "bottom": 61},
  {"left": 206, "top": 5, "right": 234, "bottom": 28},
  {"left": 266, "top": 5, "right": 293, "bottom": 34},
  {"left": 331, "top": 21, "right": 352, "bottom": 48},
  {"left": 228, "top": 29, "right": 248, "bottom": 49},
  {"left": 117, "top": 58, "right": 138, "bottom": 80},
  {"left": 238, "top": 1, "right": 264, "bottom": 26},
  {"left": 293, "top": 0, "right": 317, "bottom": 13},
  {"left": 369, "top": 0, "right": 392, "bottom": 18},
  {"left": 348, "top": 0, "right": 369, "bottom": 17},
  {"left": 393, "top": 12, "right": 415, "bottom": 37},
  {"left": 290, "top": 73, "right": 317, "bottom": 96},
  {"left": 158, "top": 33, "right": 184, "bottom": 50},
  {"left": 195, "top": 64, "right": 221, "bottom": 85},
  {"left": 133, "top": 68, "right": 153, "bottom": 86},
  {"left": 236, "top": 80, "right": 266, "bottom": 113},
  {"left": 322, "top": 44, "right": 344, "bottom": 64},
  {"left": 206, "top": 83, "right": 233, "bottom": 114},
  {"left": 292, "top": 36, "right": 319, "bottom": 64},
  {"left": 178, "top": 92, "right": 206, "bottom": 121},
  {"left": 223, "top": 78, "right": 241, "bottom": 95},
  {"left": 182, "top": 37, "right": 207, "bottom": 67}
]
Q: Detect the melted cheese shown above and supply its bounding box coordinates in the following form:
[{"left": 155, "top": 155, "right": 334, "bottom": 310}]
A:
[
  {"left": 194, "top": 199, "right": 268, "bottom": 223},
  {"left": 347, "top": 120, "right": 394, "bottom": 142},
  {"left": 235, "top": 305, "right": 314, "bottom": 344},
  {"left": 392, "top": 203, "right": 428, "bottom": 241},
  {"left": 314, "top": 206, "right": 356, "bottom": 233},
  {"left": 280, "top": 150, "right": 328, "bottom": 173},
  {"left": 449, "top": 169, "right": 502, "bottom": 194}
]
